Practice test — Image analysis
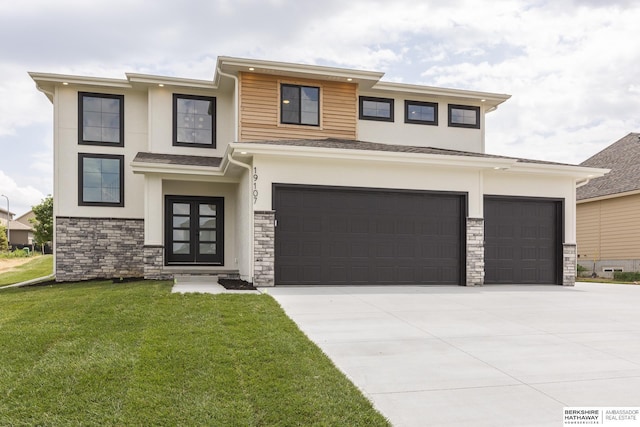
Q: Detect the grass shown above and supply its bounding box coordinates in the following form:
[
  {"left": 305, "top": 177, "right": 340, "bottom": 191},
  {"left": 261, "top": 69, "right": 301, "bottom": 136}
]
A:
[
  {"left": 577, "top": 277, "right": 640, "bottom": 285},
  {"left": 0, "top": 280, "right": 390, "bottom": 426},
  {"left": 0, "top": 254, "right": 53, "bottom": 286}
]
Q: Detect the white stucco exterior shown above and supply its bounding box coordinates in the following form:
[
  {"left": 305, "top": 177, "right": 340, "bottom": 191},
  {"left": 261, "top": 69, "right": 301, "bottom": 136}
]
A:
[{"left": 30, "top": 55, "right": 606, "bottom": 284}]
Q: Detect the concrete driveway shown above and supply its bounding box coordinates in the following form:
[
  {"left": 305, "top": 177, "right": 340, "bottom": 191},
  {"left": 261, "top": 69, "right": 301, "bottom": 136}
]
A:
[{"left": 266, "top": 283, "right": 640, "bottom": 427}]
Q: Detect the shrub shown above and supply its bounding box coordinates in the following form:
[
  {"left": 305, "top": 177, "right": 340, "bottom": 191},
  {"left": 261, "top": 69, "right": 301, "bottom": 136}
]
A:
[
  {"left": 0, "top": 248, "right": 32, "bottom": 259},
  {"left": 613, "top": 271, "right": 640, "bottom": 282}
]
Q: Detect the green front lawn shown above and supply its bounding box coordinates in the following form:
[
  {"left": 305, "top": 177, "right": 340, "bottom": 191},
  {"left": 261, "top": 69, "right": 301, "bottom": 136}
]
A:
[
  {"left": 0, "top": 281, "right": 389, "bottom": 426},
  {"left": 0, "top": 254, "right": 53, "bottom": 286}
]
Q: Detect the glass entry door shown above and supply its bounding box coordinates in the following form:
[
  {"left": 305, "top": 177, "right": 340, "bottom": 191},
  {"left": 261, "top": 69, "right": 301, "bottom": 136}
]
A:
[{"left": 165, "top": 196, "right": 224, "bottom": 265}]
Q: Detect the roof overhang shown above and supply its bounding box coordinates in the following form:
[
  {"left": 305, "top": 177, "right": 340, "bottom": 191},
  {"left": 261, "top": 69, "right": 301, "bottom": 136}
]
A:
[
  {"left": 577, "top": 187, "right": 640, "bottom": 204},
  {"left": 217, "top": 56, "right": 385, "bottom": 89},
  {"left": 229, "top": 142, "right": 607, "bottom": 179}
]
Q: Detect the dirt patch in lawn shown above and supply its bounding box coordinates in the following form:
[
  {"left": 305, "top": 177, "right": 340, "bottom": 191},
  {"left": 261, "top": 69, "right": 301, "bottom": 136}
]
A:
[
  {"left": 218, "top": 278, "right": 257, "bottom": 290},
  {"left": 0, "top": 258, "right": 33, "bottom": 274}
]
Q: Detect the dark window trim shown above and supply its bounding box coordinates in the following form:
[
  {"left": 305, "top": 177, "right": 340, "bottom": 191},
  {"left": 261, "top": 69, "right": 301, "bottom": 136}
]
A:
[
  {"left": 405, "top": 100, "right": 438, "bottom": 125},
  {"left": 78, "top": 92, "right": 124, "bottom": 147},
  {"left": 78, "top": 153, "right": 125, "bottom": 207},
  {"left": 173, "top": 94, "right": 217, "bottom": 148},
  {"left": 359, "top": 96, "right": 394, "bottom": 122},
  {"left": 164, "top": 195, "right": 224, "bottom": 266},
  {"left": 448, "top": 104, "right": 480, "bottom": 129},
  {"left": 280, "top": 84, "right": 320, "bottom": 127}
]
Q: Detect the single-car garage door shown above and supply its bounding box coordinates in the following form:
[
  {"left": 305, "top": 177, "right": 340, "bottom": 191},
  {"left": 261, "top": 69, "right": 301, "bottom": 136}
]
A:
[
  {"left": 484, "top": 197, "right": 562, "bottom": 284},
  {"left": 274, "top": 185, "right": 466, "bottom": 285}
]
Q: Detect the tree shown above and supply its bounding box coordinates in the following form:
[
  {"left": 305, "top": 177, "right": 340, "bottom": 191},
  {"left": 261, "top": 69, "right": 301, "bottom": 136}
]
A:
[
  {"left": 0, "top": 224, "right": 7, "bottom": 252},
  {"left": 31, "top": 195, "right": 53, "bottom": 253}
]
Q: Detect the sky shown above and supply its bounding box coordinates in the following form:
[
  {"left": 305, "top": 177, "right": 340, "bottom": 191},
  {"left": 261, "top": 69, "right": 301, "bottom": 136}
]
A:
[{"left": 1, "top": 0, "right": 639, "bottom": 215}]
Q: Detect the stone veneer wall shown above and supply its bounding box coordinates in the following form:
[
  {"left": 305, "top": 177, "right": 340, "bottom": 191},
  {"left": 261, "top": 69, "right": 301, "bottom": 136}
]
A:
[
  {"left": 466, "top": 218, "right": 485, "bottom": 286},
  {"left": 254, "top": 210, "right": 275, "bottom": 286},
  {"left": 56, "top": 217, "right": 144, "bottom": 282},
  {"left": 143, "top": 245, "right": 172, "bottom": 280},
  {"left": 563, "top": 243, "right": 577, "bottom": 286}
]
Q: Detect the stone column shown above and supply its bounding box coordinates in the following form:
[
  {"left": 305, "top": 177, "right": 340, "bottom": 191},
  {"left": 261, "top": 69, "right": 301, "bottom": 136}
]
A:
[
  {"left": 144, "top": 245, "right": 171, "bottom": 280},
  {"left": 563, "top": 243, "right": 577, "bottom": 286},
  {"left": 466, "top": 218, "right": 485, "bottom": 286},
  {"left": 254, "top": 210, "right": 275, "bottom": 286}
]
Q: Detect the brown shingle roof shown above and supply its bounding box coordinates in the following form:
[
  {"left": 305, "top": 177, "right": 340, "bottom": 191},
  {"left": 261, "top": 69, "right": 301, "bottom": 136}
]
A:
[
  {"left": 577, "top": 133, "right": 640, "bottom": 200},
  {"left": 133, "top": 152, "right": 223, "bottom": 168}
]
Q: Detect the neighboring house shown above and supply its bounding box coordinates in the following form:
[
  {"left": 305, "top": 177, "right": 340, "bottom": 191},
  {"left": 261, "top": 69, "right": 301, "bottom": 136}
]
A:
[
  {"left": 576, "top": 133, "right": 640, "bottom": 277},
  {"left": 0, "top": 209, "right": 34, "bottom": 247},
  {"left": 30, "top": 56, "right": 605, "bottom": 286}
]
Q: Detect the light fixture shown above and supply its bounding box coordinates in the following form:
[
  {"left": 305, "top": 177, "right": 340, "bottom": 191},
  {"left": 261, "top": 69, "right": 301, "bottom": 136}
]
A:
[
  {"left": 158, "top": 83, "right": 165, "bottom": 87},
  {"left": 481, "top": 99, "right": 486, "bottom": 102},
  {"left": 248, "top": 67, "right": 255, "bottom": 71},
  {"left": 282, "top": 99, "right": 290, "bottom": 104},
  {"left": 240, "top": 151, "right": 247, "bottom": 155},
  {"left": 62, "top": 82, "right": 69, "bottom": 85},
  {"left": 347, "top": 78, "right": 353, "bottom": 81}
]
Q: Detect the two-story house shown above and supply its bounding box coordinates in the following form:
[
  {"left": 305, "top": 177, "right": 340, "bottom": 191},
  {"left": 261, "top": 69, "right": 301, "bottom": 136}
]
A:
[{"left": 30, "top": 56, "right": 605, "bottom": 286}]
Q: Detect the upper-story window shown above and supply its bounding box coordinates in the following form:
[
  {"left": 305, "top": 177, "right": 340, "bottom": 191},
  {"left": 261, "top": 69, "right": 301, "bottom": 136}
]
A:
[
  {"left": 173, "top": 94, "right": 216, "bottom": 148},
  {"left": 78, "top": 92, "right": 124, "bottom": 146},
  {"left": 78, "top": 153, "right": 124, "bottom": 207},
  {"left": 359, "top": 96, "right": 394, "bottom": 122},
  {"left": 448, "top": 104, "right": 480, "bottom": 129},
  {"left": 281, "top": 84, "right": 319, "bottom": 126},
  {"left": 405, "top": 100, "right": 438, "bottom": 125}
]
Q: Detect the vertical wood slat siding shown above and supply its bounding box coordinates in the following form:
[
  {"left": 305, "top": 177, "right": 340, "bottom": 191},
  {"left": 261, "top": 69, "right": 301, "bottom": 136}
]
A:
[
  {"left": 238, "top": 72, "right": 357, "bottom": 142},
  {"left": 577, "top": 194, "right": 640, "bottom": 260}
]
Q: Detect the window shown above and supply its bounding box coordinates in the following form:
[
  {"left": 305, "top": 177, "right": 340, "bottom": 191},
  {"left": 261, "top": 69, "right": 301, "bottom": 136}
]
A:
[
  {"left": 405, "top": 100, "right": 438, "bottom": 125},
  {"left": 78, "top": 92, "right": 124, "bottom": 146},
  {"left": 281, "top": 84, "right": 319, "bottom": 126},
  {"left": 165, "top": 196, "right": 224, "bottom": 265},
  {"left": 78, "top": 153, "right": 124, "bottom": 207},
  {"left": 448, "top": 104, "right": 480, "bottom": 129},
  {"left": 359, "top": 96, "right": 394, "bottom": 122},
  {"left": 173, "top": 94, "right": 216, "bottom": 147}
]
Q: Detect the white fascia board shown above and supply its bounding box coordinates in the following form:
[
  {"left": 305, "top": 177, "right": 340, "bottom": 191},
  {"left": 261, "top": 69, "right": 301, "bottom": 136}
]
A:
[
  {"left": 29, "top": 72, "right": 132, "bottom": 89},
  {"left": 509, "top": 162, "right": 610, "bottom": 178},
  {"left": 229, "top": 143, "right": 516, "bottom": 170},
  {"left": 125, "top": 73, "right": 218, "bottom": 90},
  {"left": 130, "top": 161, "right": 228, "bottom": 178},
  {"left": 371, "top": 81, "right": 511, "bottom": 107},
  {"left": 217, "top": 56, "right": 384, "bottom": 88}
]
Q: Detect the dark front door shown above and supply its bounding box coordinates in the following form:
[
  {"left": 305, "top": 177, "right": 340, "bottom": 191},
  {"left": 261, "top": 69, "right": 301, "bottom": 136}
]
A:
[
  {"left": 165, "top": 196, "right": 224, "bottom": 265},
  {"left": 274, "top": 185, "right": 466, "bottom": 285},
  {"left": 484, "top": 197, "right": 562, "bottom": 284}
]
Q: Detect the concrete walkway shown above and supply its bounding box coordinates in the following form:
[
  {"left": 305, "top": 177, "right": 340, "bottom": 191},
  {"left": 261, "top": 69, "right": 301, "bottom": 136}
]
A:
[{"left": 267, "top": 283, "right": 640, "bottom": 427}]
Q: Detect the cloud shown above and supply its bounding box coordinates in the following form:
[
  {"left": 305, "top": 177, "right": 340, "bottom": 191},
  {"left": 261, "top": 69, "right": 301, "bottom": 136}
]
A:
[{"left": 0, "top": 170, "right": 47, "bottom": 215}]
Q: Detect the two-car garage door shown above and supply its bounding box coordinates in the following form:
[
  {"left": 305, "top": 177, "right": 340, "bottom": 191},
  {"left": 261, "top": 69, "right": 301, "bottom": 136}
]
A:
[
  {"left": 274, "top": 185, "right": 465, "bottom": 285},
  {"left": 273, "top": 185, "right": 562, "bottom": 286}
]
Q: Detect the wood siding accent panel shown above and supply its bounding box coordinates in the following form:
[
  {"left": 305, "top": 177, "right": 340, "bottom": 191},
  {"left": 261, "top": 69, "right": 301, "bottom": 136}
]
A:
[
  {"left": 577, "top": 194, "right": 640, "bottom": 260},
  {"left": 239, "top": 72, "right": 357, "bottom": 142}
]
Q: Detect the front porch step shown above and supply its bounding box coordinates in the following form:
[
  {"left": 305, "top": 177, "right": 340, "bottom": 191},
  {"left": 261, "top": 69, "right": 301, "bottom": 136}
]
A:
[{"left": 174, "top": 275, "right": 219, "bottom": 284}]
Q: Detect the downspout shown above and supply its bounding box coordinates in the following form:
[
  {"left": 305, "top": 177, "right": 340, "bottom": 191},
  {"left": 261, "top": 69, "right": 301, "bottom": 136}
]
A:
[
  {"left": 576, "top": 178, "right": 591, "bottom": 188},
  {"left": 227, "top": 153, "right": 255, "bottom": 283},
  {"left": 216, "top": 67, "right": 239, "bottom": 142},
  {"left": 217, "top": 67, "right": 254, "bottom": 282}
]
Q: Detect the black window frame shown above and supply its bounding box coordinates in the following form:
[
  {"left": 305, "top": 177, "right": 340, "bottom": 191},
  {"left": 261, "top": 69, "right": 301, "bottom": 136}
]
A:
[
  {"left": 280, "top": 84, "right": 320, "bottom": 126},
  {"left": 448, "top": 104, "right": 481, "bottom": 129},
  {"left": 173, "top": 94, "right": 217, "bottom": 148},
  {"left": 405, "top": 100, "right": 438, "bottom": 126},
  {"left": 78, "top": 153, "right": 125, "bottom": 207},
  {"left": 78, "top": 92, "right": 125, "bottom": 147},
  {"left": 359, "top": 96, "right": 394, "bottom": 122}
]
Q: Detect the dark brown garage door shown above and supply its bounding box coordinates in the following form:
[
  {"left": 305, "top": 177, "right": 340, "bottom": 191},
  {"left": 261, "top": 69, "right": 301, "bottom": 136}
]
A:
[
  {"left": 274, "top": 185, "right": 465, "bottom": 285},
  {"left": 484, "top": 197, "right": 562, "bottom": 284}
]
